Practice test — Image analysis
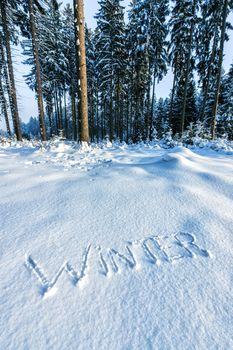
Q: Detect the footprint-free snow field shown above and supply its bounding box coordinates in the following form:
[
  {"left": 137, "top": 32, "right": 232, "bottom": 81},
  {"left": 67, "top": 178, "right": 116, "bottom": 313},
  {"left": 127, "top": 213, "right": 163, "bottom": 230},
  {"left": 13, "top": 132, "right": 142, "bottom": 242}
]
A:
[{"left": 0, "top": 141, "right": 232, "bottom": 349}]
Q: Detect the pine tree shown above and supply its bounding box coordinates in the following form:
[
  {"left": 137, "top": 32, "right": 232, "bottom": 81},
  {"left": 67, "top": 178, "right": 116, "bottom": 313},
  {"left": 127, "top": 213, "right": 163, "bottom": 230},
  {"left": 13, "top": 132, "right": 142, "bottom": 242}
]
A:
[
  {"left": 74, "top": 0, "right": 89, "bottom": 143},
  {"left": 0, "top": 0, "right": 22, "bottom": 140},
  {"left": 0, "top": 72, "right": 11, "bottom": 135},
  {"left": 149, "top": 0, "right": 169, "bottom": 138},
  {"left": 95, "top": 0, "right": 127, "bottom": 141},
  {"left": 196, "top": 0, "right": 221, "bottom": 124},
  {"left": 180, "top": 0, "right": 198, "bottom": 135},
  {"left": 168, "top": 0, "right": 198, "bottom": 135},
  {"left": 61, "top": 4, "right": 77, "bottom": 139},
  {"left": 211, "top": 0, "right": 232, "bottom": 139},
  {"left": 154, "top": 97, "right": 165, "bottom": 137},
  {"left": 127, "top": 0, "right": 150, "bottom": 140},
  {"left": 28, "top": 0, "right": 46, "bottom": 141},
  {"left": 197, "top": 0, "right": 233, "bottom": 132},
  {"left": 22, "top": 0, "right": 72, "bottom": 138},
  {"left": 218, "top": 63, "right": 233, "bottom": 139},
  {"left": 0, "top": 33, "right": 12, "bottom": 135},
  {"left": 39, "top": 0, "right": 67, "bottom": 134},
  {"left": 86, "top": 26, "right": 97, "bottom": 141}
]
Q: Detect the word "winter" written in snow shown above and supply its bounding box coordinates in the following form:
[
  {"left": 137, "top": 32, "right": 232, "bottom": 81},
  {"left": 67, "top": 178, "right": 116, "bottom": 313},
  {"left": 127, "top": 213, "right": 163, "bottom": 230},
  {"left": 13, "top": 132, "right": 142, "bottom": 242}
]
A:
[{"left": 25, "top": 232, "right": 209, "bottom": 298}]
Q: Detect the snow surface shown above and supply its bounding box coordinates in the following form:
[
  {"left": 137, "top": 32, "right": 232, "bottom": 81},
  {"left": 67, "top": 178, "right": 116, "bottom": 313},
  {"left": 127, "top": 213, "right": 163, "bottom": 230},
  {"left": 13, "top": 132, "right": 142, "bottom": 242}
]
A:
[{"left": 0, "top": 141, "right": 232, "bottom": 349}]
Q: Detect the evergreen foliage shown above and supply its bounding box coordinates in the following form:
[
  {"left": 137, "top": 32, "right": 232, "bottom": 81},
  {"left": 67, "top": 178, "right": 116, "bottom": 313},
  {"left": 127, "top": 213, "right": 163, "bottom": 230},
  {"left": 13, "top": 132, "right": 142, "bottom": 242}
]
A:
[{"left": 0, "top": 0, "right": 232, "bottom": 141}]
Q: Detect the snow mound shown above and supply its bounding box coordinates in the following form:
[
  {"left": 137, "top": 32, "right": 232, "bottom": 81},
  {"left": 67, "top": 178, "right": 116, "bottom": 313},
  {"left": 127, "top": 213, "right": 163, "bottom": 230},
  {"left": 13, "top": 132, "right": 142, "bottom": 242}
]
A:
[{"left": 161, "top": 147, "right": 201, "bottom": 168}]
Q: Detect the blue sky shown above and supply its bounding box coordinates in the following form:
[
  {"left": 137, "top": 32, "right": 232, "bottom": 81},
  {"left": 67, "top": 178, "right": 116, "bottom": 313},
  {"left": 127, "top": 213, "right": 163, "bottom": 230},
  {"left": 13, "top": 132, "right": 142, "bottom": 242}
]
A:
[{"left": 10, "top": 0, "right": 233, "bottom": 123}]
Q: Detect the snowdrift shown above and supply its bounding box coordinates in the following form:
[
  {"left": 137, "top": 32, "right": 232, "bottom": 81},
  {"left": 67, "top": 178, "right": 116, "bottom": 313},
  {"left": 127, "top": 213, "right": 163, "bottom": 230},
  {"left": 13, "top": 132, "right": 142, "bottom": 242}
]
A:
[{"left": 0, "top": 142, "right": 232, "bottom": 349}]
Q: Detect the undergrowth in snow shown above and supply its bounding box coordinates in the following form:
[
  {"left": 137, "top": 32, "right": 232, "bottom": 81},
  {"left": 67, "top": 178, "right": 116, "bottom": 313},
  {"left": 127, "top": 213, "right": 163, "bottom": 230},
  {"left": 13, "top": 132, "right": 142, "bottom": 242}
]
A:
[
  {"left": 0, "top": 136, "right": 232, "bottom": 175},
  {"left": 0, "top": 135, "right": 233, "bottom": 155}
]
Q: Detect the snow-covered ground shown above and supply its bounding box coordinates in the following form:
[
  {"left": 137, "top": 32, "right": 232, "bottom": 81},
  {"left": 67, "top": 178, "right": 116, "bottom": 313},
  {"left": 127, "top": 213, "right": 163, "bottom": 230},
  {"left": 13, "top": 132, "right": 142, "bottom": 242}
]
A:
[{"left": 0, "top": 141, "right": 232, "bottom": 349}]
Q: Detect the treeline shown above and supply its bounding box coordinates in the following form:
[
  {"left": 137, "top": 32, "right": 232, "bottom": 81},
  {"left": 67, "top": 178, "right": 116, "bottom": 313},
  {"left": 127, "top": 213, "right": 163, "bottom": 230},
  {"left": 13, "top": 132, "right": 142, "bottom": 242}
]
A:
[{"left": 0, "top": 0, "right": 233, "bottom": 142}]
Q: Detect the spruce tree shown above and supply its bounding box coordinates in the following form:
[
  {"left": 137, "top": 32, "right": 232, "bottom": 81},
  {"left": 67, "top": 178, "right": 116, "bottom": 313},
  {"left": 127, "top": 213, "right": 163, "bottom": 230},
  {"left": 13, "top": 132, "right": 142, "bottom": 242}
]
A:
[
  {"left": 168, "top": 0, "right": 198, "bottom": 135},
  {"left": 211, "top": 0, "right": 232, "bottom": 139},
  {"left": 62, "top": 4, "right": 77, "bottom": 139},
  {"left": 0, "top": 0, "right": 22, "bottom": 140},
  {"left": 28, "top": 0, "right": 46, "bottom": 141},
  {"left": 86, "top": 26, "right": 97, "bottom": 141},
  {"left": 0, "top": 72, "right": 11, "bottom": 135},
  {"left": 218, "top": 63, "right": 233, "bottom": 139},
  {"left": 95, "top": 0, "right": 126, "bottom": 141},
  {"left": 127, "top": 0, "right": 150, "bottom": 140},
  {"left": 150, "top": 0, "right": 169, "bottom": 136},
  {"left": 74, "top": 0, "right": 89, "bottom": 143},
  {"left": 0, "top": 33, "right": 12, "bottom": 135},
  {"left": 197, "top": 0, "right": 233, "bottom": 132}
]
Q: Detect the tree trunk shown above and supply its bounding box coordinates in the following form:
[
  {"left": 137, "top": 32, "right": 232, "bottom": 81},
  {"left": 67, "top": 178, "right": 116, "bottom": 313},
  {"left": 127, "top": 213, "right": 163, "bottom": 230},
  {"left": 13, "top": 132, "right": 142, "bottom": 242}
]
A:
[
  {"left": 146, "top": 65, "right": 151, "bottom": 140},
  {"left": 53, "top": 95, "right": 59, "bottom": 133},
  {"left": 28, "top": 0, "right": 46, "bottom": 141},
  {"left": 126, "top": 95, "right": 129, "bottom": 142},
  {"left": 169, "top": 62, "right": 178, "bottom": 131},
  {"left": 0, "top": 75, "right": 11, "bottom": 135},
  {"left": 74, "top": 0, "right": 89, "bottom": 143},
  {"left": 211, "top": 0, "right": 228, "bottom": 139},
  {"left": 130, "top": 59, "right": 134, "bottom": 141},
  {"left": 71, "top": 90, "right": 77, "bottom": 141},
  {"left": 0, "top": 0, "right": 22, "bottom": 141},
  {"left": 55, "top": 87, "right": 61, "bottom": 131},
  {"left": 199, "top": 31, "right": 218, "bottom": 123},
  {"left": 58, "top": 88, "right": 63, "bottom": 131},
  {"left": 64, "top": 90, "right": 68, "bottom": 139},
  {"left": 45, "top": 94, "right": 53, "bottom": 137},
  {"left": 116, "top": 74, "right": 121, "bottom": 139},
  {"left": 180, "top": 0, "right": 197, "bottom": 135},
  {"left": 0, "top": 35, "right": 14, "bottom": 124},
  {"left": 96, "top": 91, "right": 99, "bottom": 141},
  {"left": 109, "top": 92, "right": 113, "bottom": 141},
  {"left": 102, "top": 101, "right": 105, "bottom": 140},
  {"left": 90, "top": 90, "right": 95, "bottom": 142},
  {"left": 73, "top": 0, "right": 81, "bottom": 141},
  {"left": 151, "top": 66, "right": 157, "bottom": 134}
]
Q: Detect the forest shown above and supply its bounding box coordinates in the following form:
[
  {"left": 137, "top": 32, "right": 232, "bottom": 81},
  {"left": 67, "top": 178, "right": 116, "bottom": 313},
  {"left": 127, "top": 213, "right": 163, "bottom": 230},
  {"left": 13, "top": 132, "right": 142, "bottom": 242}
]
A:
[{"left": 0, "top": 0, "right": 233, "bottom": 143}]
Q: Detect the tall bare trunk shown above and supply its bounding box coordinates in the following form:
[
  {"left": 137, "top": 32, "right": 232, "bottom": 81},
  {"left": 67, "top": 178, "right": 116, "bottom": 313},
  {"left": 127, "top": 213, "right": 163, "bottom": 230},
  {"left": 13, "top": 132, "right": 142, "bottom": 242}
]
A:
[
  {"left": 0, "top": 35, "right": 13, "bottom": 124},
  {"left": 64, "top": 90, "right": 68, "bottom": 138},
  {"left": 58, "top": 88, "right": 63, "bottom": 130},
  {"left": 74, "top": 0, "right": 89, "bottom": 143},
  {"left": 146, "top": 65, "right": 151, "bottom": 140},
  {"left": 0, "top": 75, "right": 11, "bottom": 135},
  {"left": 55, "top": 87, "right": 61, "bottom": 130},
  {"left": 199, "top": 31, "right": 218, "bottom": 122},
  {"left": 211, "top": 0, "right": 228, "bottom": 139},
  {"left": 116, "top": 74, "right": 121, "bottom": 139},
  {"left": 71, "top": 87, "right": 77, "bottom": 140},
  {"left": 96, "top": 91, "right": 99, "bottom": 141},
  {"left": 130, "top": 59, "right": 134, "bottom": 140},
  {"left": 73, "top": 0, "right": 80, "bottom": 140},
  {"left": 151, "top": 66, "right": 157, "bottom": 132},
  {"left": 45, "top": 94, "right": 53, "bottom": 136},
  {"left": 169, "top": 63, "right": 177, "bottom": 130},
  {"left": 53, "top": 95, "right": 59, "bottom": 132},
  {"left": 109, "top": 81, "right": 113, "bottom": 141},
  {"left": 126, "top": 94, "right": 129, "bottom": 142},
  {"left": 180, "top": 0, "right": 197, "bottom": 135},
  {"left": 0, "top": 0, "right": 22, "bottom": 141},
  {"left": 29, "top": 0, "right": 46, "bottom": 141}
]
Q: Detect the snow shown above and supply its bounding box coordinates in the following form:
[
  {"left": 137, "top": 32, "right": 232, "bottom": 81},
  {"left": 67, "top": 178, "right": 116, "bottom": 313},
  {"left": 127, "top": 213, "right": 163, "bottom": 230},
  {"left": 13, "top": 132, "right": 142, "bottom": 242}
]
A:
[{"left": 0, "top": 140, "right": 233, "bottom": 349}]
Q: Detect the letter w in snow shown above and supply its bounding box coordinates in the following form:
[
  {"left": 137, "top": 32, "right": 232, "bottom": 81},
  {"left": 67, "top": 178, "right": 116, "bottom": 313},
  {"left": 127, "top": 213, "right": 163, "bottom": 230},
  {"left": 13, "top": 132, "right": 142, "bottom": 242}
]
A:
[{"left": 25, "top": 244, "right": 91, "bottom": 297}]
